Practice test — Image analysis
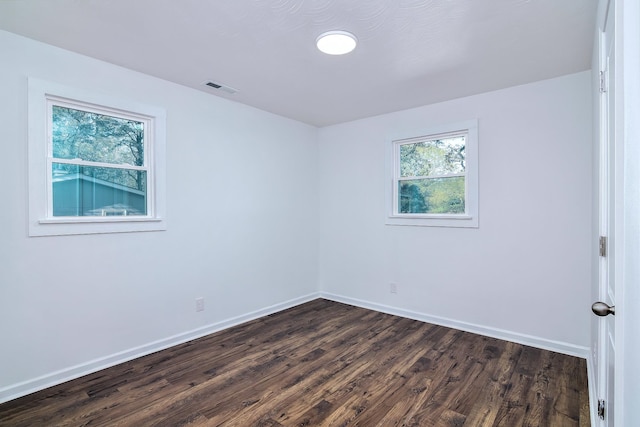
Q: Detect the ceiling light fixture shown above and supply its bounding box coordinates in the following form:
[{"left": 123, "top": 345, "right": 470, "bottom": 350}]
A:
[{"left": 316, "top": 30, "right": 357, "bottom": 55}]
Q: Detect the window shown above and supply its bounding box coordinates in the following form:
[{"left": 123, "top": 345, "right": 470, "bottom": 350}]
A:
[
  {"left": 49, "top": 99, "right": 151, "bottom": 218},
  {"left": 28, "top": 78, "right": 166, "bottom": 236},
  {"left": 386, "top": 120, "right": 478, "bottom": 227}
]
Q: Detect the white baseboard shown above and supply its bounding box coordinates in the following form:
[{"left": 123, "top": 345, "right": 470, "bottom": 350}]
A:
[
  {"left": 0, "top": 292, "right": 321, "bottom": 404},
  {"left": 320, "top": 292, "right": 591, "bottom": 359}
]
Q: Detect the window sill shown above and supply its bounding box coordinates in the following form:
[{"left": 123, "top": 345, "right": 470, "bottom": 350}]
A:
[
  {"left": 30, "top": 217, "right": 166, "bottom": 237},
  {"left": 386, "top": 214, "right": 478, "bottom": 228},
  {"left": 39, "top": 217, "right": 163, "bottom": 224}
]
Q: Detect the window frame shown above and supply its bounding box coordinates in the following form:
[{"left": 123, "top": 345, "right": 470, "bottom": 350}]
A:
[
  {"left": 28, "top": 78, "right": 167, "bottom": 236},
  {"left": 385, "top": 119, "right": 479, "bottom": 228}
]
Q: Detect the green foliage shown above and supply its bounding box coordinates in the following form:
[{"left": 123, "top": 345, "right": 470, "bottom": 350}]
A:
[
  {"left": 399, "top": 177, "right": 465, "bottom": 214},
  {"left": 52, "top": 105, "right": 145, "bottom": 190},
  {"left": 399, "top": 136, "right": 465, "bottom": 177},
  {"left": 399, "top": 182, "right": 428, "bottom": 213},
  {"left": 397, "top": 135, "right": 466, "bottom": 214}
]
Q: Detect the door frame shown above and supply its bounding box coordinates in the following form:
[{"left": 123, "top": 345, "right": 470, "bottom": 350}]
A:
[
  {"left": 592, "top": 0, "right": 640, "bottom": 426},
  {"left": 615, "top": 1, "right": 640, "bottom": 426},
  {"left": 595, "top": 0, "right": 616, "bottom": 424}
]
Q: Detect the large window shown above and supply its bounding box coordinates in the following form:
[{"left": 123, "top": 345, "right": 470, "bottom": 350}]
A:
[
  {"left": 28, "top": 78, "right": 166, "bottom": 236},
  {"left": 386, "top": 120, "right": 478, "bottom": 228}
]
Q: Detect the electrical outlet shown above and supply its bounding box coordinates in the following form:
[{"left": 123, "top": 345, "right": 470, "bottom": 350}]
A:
[
  {"left": 196, "top": 297, "right": 205, "bottom": 312},
  {"left": 390, "top": 283, "right": 398, "bottom": 294}
]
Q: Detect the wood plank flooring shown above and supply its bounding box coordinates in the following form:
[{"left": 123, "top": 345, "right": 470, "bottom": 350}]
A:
[{"left": 0, "top": 299, "right": 590, "bottom": 426}]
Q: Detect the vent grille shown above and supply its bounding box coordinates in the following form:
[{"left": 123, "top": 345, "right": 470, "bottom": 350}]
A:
[{"left": 202, "top": 80, "right": 238, "bottom": 95}]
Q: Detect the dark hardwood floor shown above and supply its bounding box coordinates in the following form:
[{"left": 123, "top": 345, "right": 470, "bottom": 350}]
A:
[{"left": 0, "top": 299, "right": 590, "bottom": 426}]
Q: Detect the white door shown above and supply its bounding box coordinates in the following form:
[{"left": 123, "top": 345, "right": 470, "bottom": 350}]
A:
[{"left": 593, "top": 1, "right": 616, "bottom": 425}]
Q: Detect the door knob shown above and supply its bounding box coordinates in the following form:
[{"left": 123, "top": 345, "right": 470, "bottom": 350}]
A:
[{"left": 592, "top": 302, "right": 615, "bottom": 316}]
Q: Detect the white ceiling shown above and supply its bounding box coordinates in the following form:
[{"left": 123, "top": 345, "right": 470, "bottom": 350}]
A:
[{"left": 0, "top": 0, "right": 598, "bottom": 127}]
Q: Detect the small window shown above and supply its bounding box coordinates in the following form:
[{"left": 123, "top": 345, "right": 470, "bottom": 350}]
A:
[
  {"left": 49, "top": 99, "right": 151, "bottom": 218},
  {"left": 28, "top": 78, "right": 166, "bottom": 236},
  {"left": 386, "top": 120, "right": 478, "bottom": 228}
]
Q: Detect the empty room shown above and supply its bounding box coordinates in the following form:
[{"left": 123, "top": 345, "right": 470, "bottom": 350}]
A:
[{"left": 0, "top": 0, "right": 638, "bottom": 426}]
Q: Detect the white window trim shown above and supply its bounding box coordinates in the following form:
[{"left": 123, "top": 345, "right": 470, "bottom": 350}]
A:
[
  {"left": 28, "top": 78, "right": 167, "bottom": 236},
  {"left": 385, "top": 119, "right": 479, "bottom": 228}
]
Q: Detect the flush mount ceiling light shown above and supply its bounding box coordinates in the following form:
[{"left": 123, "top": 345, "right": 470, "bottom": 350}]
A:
[{"left": 316, "top": 30, "right": 357, "bottom": 55}]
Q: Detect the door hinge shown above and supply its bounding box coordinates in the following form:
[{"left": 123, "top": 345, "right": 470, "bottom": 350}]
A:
[
  {"left": 600, "top": 70, "right": 607, "bottom": 93},
  {"left": 599, "top": 236, "right": 607, "bottom": 257},
  {"left": 598, "top": 399, "right": 606, "bottom": 420}
]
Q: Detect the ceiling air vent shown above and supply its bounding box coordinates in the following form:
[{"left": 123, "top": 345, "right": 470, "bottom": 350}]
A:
[{"left": 203, "top": 80, "right": 238, "bottom": 95}]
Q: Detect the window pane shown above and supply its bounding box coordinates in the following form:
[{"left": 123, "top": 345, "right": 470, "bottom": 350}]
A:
[
  {"left": 52, "top": 163, "right": 147, "bottom": 216},
  {"left": 399, "top": 176, "right": 465, "bottom": 214},
  {"left": 52, "top": 105, "right": 144, "bottom": 166},
  {"left": 399, "top": 135, "right": 465, "bottom": 177}
]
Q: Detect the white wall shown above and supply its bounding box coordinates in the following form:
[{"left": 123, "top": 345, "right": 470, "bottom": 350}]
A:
[
  {"left": 317, "top": 71, "right": 593, "bottom": 352},
  {"left": 0, "top": 30, "right": 319, "bottom": 401}
]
